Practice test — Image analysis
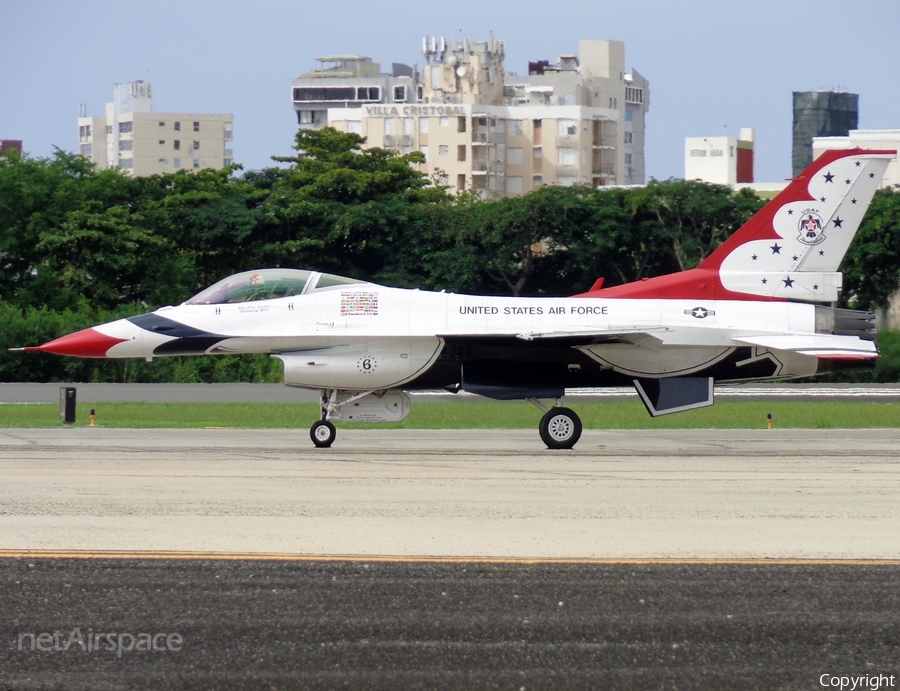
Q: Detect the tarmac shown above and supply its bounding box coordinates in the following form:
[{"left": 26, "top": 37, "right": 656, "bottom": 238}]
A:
[
  {"left": 1, "top": 427, "right": 898, "bottom": 559},
  {"left": 2, "top": 425, "right": 899, "bottom": 688}
]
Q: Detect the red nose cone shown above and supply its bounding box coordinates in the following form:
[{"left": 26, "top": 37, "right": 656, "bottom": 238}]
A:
[{"left": 25, "top": 328, "right": 128, "bottom": 358}]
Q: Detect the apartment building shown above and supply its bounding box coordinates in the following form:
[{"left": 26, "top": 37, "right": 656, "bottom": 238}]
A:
[
  {"left": 324, "top": 36, "right": 643, "bottom": 196},
  {"left": 292, "top": 56, "right": 418, "bottom": 128},
  {"left": 78, "top": 81, "right": 234, "bottom": 176}
]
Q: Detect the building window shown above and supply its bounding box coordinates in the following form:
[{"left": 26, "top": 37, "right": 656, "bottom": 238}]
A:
[
  {"left": 533, "top": 146, "right": 542, "bottom": 159},
  {"left": 224, "top": 128, "right": 233, "bottom": 139},
  {"left": 158, "top": 158, "right": 167, "bottom": 164},
  {"left": 118, "top": 140, "right": 133, "bottom": 152},
  {"left": 439, "top": 116, "right": 449, "bottom": 127},
  {"left": 457, "top": 174, "right": 466, "bottom": 191},
  {"left": 418, "top": 145, "right": 428, "bottom": 161},
  {"left": 393, "top": 85, "right": 407, "bottom": 102},
  {"left": 159, "top": 140, "right": 166, "bottom": 145},
  {"left": 457, "top": 145, "right": 466, "bottom": 162},
  {"left": 509, "top": 120, "right": 523, "bottom": 136},
  {"left": 533, "top": 119, "right": 542, "bottom": 129},
  {"left": 558, "top": 148, "right": 576, "bottom": 165},
  {"left": 624, "top": 132, "right": 633, "bottom": 144},
  {"left": 106, "top": 125, "right": 112, "bottom": 134},
  {"left": 159, "top": 121, "right": 165, "bottom": 127},
  {"left": 193, "top": 159, "right": 200, "bottom": 169},
  {"left": 193, "top": 140, "right": 200, "bottom": 150},
  {"left": 507, "top": 147, "right": 523, "bottom": 165},
  {"left": 292, "top": 86, "right": 380, "bottom": 102},
  {"left": 625, "top": 154, "right": 633, "bottom": 166},
  {"left": 120, "top": 158, "right": 133, "bottom": 169},
  {"left": 79, "top": 143, "right": 92, "bottom": 156},
  {"left": 418, "top": 118, "right": 429, "bottom": 134},
  {"left": 174, "top": 140, "right": 181, "bottom": 150},
  {"left": 558, "top": 119, "right": 577, "bottom": 136},
  {"left": 533, "top": 174, "right": 543, "bottom": 187},
  {"left": 78, "top": 125, "right": 91, "bottom": 141},
  {"left": 384, "top": 119, "right": 394, "bottom": 135},
  {"left": 625, "top": 110, "right": 633, "bottom": 122},
  {"left": 457, "top": 116, "right": 466, "bottom": 133},
  {"left": 224, "top": 158, "right": 233, "bottom": 166},
  {"left": 348, "top": 121, "right": 362, "bottom": 134},
  {"left": 558, "top": 176, "right": 575, "bottom": 187},
  {"left": 507, "top": 176, "right": 523, "bottom": 194},
  {"left": 438, "top": 145, "right": 449, "bottom": 156},
  {"left": 174, "top": 158, "right": 181, "bottom": 168},
  {"left": 119, "top": 121, "right": 133, "bottom": 134},
  {"left": 438, "top": 174, "right": 448, "bottom": 186},
  {"left": 174, "top": 122, "right": 181, "bottom": 131},
  {"left": 403, "top": 118, "right": 413, "bottom": 135},
  {"left": 193, "top": 121, "right": 200, "bottom": 132},
  {"left": 417, "top": 85, "right": 424, "bottom": 101}
]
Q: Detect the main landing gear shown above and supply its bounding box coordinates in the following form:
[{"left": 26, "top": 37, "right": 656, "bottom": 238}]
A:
[{"left": 529, "top": 398, "right": 583, "bottom": 450}]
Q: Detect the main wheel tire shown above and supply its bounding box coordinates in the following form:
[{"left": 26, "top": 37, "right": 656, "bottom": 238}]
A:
[
  {"left": 539, "top": 407, "right": 582, "bottom": 449},
  {"left": 310, "top": 420, "right": 336, "bottom": 448}
]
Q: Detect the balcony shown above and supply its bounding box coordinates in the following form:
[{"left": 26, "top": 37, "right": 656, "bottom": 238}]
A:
[
  {"left": 555, "top": 135, "right": 578, "bottom": 148},
  {"left": 383, "top": 134, "right": 412, "bottom": 147}
]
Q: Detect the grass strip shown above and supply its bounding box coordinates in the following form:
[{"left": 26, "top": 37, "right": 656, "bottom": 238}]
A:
[{"left": 0, "top": 401, "right": 898, "bottom": 429}]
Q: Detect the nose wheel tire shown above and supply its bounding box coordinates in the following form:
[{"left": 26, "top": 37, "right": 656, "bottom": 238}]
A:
[
  {"left": 310, "top": 420, "right": 337, "bottom": 448},
  {"left": 539, "top": 407, "right": 582, "bottom": 449}
]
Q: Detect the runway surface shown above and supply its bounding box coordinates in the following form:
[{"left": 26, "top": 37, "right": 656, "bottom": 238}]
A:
[
  {"left": 1, "top": 427, "right": 899, "bottom": 559},
  {"left": 2, "top": 557, "right": 898, "bottom": 690},
  {"left": 2, "top": 427, "right": 899, "bottom": 688}
]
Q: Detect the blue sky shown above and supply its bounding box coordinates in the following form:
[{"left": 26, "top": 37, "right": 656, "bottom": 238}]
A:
[{"left": 3, "top": 0, "right": 899, "bottom": 182}]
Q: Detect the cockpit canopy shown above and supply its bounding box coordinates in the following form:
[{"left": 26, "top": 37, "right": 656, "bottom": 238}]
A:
[{"left": 185, "top": 269, "right": 365, "bottom": 305}]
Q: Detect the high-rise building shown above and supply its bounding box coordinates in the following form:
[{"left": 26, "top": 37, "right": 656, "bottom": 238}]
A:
[
  {"left": 77, "top": 81, "right": 234, "bottom": 176},
  {"left": 685, "top": 129, "right": 755, "bottom": 184},
  {"left": 792, "top": 90, "right": 858, "bottom": 177},
  {"left": 291, "top": 56, "right": 418, "bottom": 129},
  {"left": 319, "top": 37, "right": 648, "bottom": 195}
]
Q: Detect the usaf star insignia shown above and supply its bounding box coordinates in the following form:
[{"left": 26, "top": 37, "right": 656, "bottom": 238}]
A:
[{"left": 685, "top": 306, "right": 715, "bottom": 319}]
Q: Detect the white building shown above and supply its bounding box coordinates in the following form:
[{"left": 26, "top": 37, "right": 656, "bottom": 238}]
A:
[
  {"left": 684, "top": 129, "right": 755, "bottom": 185},
  {"left": 813, "top": 130, "right": 900, "bottom": 188},
  {"left": 78, "top": 81, "right": 234, "bottom": 176},
  {"left": 307, "top": 36, "right": 648, "bottom": 196}
]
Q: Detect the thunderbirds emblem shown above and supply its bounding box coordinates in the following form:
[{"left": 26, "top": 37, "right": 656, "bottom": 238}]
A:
[{"left": 797, "top": 209, "right": 826, "bottom": 245}]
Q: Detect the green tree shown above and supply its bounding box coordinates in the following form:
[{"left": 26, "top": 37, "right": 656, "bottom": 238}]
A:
[
  {"left": 629, "top": 179, "right": 764, "bottom": 271},
  {"left": 840, "top": 188, "right": 900, "bottom": 313}
]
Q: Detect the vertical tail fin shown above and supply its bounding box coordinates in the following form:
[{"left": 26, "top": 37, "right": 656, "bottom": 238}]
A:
[{"left": 578, "top": 148, "right": 894, "bottom": 301}]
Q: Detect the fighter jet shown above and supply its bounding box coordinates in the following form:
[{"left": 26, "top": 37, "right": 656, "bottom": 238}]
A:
[{"left": 20, "top": 148, "right": 894, "bottom": 448}]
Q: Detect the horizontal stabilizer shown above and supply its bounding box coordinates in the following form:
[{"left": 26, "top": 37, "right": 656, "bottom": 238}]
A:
[
  {"left": 734, "top": 333, "right": 877, "bottom": 359},
  {"left": 633, "top": 377, "right": 714, "bottom": 417}
]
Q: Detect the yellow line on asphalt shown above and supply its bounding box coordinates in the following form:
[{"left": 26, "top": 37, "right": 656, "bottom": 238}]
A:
[{"left": 1, "top": 550, "right": 899, "bottom": 565}]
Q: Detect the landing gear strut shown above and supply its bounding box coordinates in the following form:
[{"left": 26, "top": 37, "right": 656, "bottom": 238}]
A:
[
  {"left": 309, "top": 389, "right": 381, "bottom": 448},
  {"left": 529, "top": 398, "right": 582, "bottom": 449}
]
